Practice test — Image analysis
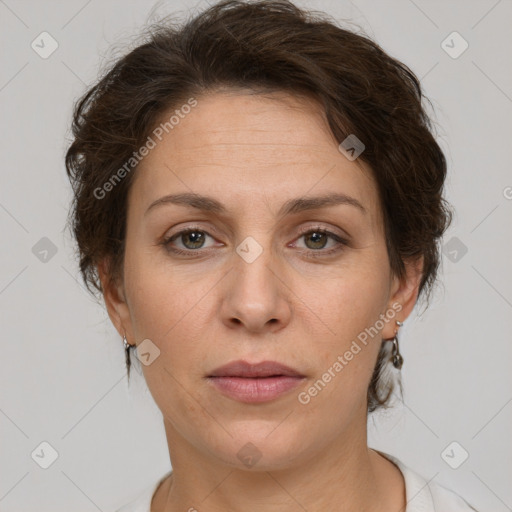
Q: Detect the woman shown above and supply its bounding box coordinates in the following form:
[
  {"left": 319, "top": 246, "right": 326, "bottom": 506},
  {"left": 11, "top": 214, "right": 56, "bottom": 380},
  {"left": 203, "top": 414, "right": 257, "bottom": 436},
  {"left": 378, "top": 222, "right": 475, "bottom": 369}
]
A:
[{"left": 65, "top": 1, "right": 478, "bottom": 510}]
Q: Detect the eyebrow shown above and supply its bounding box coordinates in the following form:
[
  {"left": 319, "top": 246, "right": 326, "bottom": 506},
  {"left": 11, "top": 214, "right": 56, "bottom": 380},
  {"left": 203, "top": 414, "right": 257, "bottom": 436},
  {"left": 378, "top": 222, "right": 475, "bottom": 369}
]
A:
[{"left": 144, "top": 191, "right": 367, "bottom": 217}]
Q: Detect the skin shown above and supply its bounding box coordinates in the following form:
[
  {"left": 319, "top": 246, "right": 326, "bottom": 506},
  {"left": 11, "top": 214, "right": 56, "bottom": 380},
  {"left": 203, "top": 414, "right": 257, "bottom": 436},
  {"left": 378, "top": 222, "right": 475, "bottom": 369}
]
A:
[{"left": 99, "top": 89, "right": 423, "bottom": 512}]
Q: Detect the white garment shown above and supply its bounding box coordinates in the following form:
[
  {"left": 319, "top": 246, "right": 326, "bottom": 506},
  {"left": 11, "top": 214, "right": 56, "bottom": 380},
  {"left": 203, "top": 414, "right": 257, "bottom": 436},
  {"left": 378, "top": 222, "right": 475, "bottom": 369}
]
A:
[{"left": 116, "top": 451, "right": 478, "bottom": 511}]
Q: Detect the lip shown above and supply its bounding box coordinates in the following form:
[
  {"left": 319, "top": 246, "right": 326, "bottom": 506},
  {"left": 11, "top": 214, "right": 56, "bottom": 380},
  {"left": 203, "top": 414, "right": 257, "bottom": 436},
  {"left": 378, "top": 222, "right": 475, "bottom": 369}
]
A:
[
  {"left": 208, "top": 360, "right": 305, "bottom": 378},
  {"left": 206, "top": 360, "right": 306, "bottom": 403}
]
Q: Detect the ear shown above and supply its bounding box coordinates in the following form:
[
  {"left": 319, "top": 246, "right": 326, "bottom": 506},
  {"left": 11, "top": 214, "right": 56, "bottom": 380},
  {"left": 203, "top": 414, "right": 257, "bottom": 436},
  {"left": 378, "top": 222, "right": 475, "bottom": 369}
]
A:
[
  {"left": 97, "top": 257, "right": 135, "bottom": 344},
  {"left": 382, "top": 255, "right": 424, "bottom": 341}
]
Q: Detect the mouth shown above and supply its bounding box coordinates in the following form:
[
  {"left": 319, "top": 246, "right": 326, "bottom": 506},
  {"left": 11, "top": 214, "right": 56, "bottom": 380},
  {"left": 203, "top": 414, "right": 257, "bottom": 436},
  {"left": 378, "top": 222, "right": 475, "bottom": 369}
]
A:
[
  {"left": 208, "top": 359, "right": 305, "bottom": 378},
  {"left": 206, "top": 360, "right": 306, "bottom": 403}
]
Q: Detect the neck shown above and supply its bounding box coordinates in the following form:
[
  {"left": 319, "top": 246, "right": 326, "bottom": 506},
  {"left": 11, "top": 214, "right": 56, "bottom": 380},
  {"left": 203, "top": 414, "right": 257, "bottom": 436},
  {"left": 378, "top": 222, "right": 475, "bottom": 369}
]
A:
[{"left": 153, "top": 418, "right": 405, "bottom": 512}]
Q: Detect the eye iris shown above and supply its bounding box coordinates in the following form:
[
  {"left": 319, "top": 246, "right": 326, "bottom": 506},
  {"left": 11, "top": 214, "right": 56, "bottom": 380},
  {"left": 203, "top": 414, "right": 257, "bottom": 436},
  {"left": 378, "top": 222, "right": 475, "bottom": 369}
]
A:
[
  {"left": 305, "top": 231, "right": 327, "bottom": 250},
  {"left": 183, "top": 231, "right": 205, "bottom": 249}
]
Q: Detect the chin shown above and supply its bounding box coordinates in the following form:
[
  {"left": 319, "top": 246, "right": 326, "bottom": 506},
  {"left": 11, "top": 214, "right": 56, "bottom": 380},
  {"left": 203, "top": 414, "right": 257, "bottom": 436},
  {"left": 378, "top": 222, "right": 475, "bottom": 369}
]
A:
[{"left": 206, "top": 421, "right": 314, "bottom": 471}]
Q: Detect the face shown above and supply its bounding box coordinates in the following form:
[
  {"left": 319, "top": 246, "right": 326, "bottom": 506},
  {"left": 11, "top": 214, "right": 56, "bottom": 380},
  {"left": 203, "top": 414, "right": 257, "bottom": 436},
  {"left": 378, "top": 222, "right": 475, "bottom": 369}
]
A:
[{"left": 101, "top": 90, "right": 420, "bottom": 471}]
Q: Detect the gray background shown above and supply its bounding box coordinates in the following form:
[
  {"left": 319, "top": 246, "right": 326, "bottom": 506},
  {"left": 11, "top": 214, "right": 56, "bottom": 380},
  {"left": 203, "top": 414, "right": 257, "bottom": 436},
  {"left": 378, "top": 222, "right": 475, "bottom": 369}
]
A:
[{"left": 1, "top": 0, "right": 511, "bottom": 510}]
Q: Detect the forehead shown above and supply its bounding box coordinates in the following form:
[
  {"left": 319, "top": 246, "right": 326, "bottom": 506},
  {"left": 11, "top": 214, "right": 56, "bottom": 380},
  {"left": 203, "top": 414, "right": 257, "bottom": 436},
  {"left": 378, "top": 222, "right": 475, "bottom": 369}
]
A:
[
  {"left": 129, "top": 90, "right": 380, "bottom": 225},
  {"left": 142, "top": 90, "right": 356, "bottom": 164}
]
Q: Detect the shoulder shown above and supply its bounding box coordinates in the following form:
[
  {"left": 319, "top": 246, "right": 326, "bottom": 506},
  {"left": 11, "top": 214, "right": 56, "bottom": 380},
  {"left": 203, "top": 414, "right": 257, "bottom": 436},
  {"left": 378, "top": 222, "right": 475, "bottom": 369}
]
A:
[
  {"left": 376, "top": 450, "right": 479, "bottom": 512},
  {"left": 116, "top": 471, "right": 172, "bottom": 512}
]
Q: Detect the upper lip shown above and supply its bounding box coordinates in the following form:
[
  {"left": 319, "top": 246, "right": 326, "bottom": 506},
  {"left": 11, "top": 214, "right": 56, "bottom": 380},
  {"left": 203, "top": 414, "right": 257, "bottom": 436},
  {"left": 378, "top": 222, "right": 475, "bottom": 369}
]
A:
[{"left": 208, "top": 360, "right": 305, "bottom": 378}]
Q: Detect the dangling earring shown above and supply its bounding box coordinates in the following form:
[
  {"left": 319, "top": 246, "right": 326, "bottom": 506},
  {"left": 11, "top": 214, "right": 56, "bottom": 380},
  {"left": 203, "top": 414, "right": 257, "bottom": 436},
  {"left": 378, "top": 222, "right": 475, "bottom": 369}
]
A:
[
  {"left": 391, "top": 320, "right": 404, "bottom": 369},
  {"left": 123, "top": 334, "right": 133, "bottom": 369}
]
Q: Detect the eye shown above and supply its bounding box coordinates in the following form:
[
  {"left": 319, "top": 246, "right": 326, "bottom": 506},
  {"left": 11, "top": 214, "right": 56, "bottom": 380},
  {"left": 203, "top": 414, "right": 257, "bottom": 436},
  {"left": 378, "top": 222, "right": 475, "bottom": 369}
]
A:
[
  {"left": 297, "top": 230, "right": 334, "bottom": 250},
  {"left": 160, "top": 225, "right": 348, "bottom": 258},
  {"left": 292, "top": 227, "right": 348, "bottom": 257},
  {"left": 162, "top": 227, "right": 216, "bottom": 255}
]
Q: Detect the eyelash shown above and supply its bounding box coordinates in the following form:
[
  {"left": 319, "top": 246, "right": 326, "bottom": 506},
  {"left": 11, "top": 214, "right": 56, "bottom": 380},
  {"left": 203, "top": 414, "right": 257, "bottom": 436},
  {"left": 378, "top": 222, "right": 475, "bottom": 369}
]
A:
[{"left": 160, "top": 225, "right": 349, "bottom": 258}]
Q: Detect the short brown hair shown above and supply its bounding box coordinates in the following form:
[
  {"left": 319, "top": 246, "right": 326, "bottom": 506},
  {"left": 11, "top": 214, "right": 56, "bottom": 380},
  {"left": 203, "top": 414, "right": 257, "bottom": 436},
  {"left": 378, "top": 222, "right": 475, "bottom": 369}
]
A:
[{"left": 65, "top": 0, "right": 452, "bottom": 412}]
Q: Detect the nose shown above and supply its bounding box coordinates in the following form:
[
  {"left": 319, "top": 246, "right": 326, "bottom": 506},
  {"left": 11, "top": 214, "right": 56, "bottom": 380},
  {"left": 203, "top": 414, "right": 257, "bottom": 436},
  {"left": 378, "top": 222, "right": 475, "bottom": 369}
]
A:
[{"left": 219, "top": 239, "right": 292, "bottom": 334}]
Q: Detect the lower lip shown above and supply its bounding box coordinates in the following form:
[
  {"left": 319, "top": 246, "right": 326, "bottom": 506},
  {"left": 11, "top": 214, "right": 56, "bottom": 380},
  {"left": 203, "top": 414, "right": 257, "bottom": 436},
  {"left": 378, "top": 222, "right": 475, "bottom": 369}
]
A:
[{"left": 207, "top": 376, "right": 305, "bottom": 403}]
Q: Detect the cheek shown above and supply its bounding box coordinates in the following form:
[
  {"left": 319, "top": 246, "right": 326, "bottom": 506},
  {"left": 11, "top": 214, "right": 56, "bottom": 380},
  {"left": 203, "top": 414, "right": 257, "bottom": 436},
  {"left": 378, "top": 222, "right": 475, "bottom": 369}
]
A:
[
  {"left": 301, "top": 254, "right": 391, "bottom": 394},
  {"left": 123, "top": 244, "right": 199, "bottom": 334},
  {"left": 123, "top": 256, "right": 211, "bottom": 425},
  {"left": 123, "top": 249, "right": 219, "bottom": 382},
  {"left": 310, "top": 253, "right": 390, "bottom": 341}
]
